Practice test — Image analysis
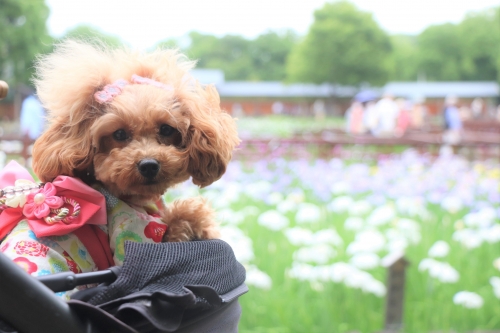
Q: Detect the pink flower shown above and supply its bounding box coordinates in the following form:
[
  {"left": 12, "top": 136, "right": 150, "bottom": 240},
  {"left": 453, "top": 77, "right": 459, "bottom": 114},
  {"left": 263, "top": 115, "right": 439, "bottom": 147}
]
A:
[
  {"left": 13, "top": 257, "right": 38, "bottom": 274},
  {"left": 23, "top": 183, "right": 63, "bottom": 219}
]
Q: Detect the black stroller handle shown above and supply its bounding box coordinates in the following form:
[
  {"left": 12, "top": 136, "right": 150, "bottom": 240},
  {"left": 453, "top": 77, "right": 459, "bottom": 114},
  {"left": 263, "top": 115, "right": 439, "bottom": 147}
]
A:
[
  {"left": 36, "top": 266, "right": 121, "bottom": 293},
  {"left": 0, "top": 252, "right": 88, "bottom": 333}
]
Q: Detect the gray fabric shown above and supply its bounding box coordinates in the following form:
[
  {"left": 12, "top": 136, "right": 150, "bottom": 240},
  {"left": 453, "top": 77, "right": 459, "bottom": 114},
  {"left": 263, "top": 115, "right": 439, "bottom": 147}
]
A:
[
  {"left": 68, "top": 239, "right": 247, "bottom": 332},
  {"left": 89, "top": 239, "right": 246, "bottom": 305}
]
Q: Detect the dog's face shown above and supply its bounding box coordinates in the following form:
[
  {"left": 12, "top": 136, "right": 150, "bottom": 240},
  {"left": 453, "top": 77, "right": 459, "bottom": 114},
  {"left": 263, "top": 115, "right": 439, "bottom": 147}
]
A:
[
  {"left": 90, "top": 86, "right": 190, "bottom": 202},
  {"left": 32, "top": 41, "right": 240, "bottom": 203}
]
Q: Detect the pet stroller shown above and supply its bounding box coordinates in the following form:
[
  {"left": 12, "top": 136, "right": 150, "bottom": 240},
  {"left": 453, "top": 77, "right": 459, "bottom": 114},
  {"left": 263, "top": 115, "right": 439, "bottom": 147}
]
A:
[{"left": 0, "top": 239, "right": 248, "bottom": 333}]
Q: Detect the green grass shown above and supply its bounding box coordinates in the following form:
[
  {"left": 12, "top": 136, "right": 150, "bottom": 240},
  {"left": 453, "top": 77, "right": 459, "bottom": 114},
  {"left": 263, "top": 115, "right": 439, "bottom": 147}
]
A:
[
  {"left": 236, "top": 115, "right": 345, "bottom": 138},
  {"left": 225, "top": 197, "right": 500, "bottom": 333}
]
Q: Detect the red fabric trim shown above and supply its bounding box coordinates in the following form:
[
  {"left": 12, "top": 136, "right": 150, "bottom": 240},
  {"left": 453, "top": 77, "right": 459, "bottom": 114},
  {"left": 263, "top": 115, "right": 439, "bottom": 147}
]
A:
[{"left": 73, "top": 225, "right": 114, "bottom": 270}]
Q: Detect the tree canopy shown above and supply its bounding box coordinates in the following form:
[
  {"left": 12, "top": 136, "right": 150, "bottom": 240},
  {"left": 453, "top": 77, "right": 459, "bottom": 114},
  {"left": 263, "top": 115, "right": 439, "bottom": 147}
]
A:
[
  {"left": 0, "top": 0, "right": 52, "bottom": 87},
  {"left": 286, "top": 1, "right": 392, "bottom": 86},
  {"left": 415, "top": 8, "right": 500, "bottom": 82},
  {"left": 3, "top": 0, "right": 499, "bottom": 89},
  {"left": 155, "top": 30, "right": 297, "bottom": 81}
]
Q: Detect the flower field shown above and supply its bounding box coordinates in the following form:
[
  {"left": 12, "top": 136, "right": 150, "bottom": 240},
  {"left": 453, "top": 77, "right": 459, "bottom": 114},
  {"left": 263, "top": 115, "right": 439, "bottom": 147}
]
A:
[{"left": 166, "top": 150, "right": 500, "bottom": 333}]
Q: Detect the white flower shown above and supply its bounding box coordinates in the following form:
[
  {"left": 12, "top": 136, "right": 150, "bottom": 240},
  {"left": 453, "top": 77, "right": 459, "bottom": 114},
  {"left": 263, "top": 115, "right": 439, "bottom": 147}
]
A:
[
  {"left": 276, "top": 200, "right": 296, "bottom": 213},
  {"left": 267, "top": 192, "right": 284, "bottom": 205},
  {"left": 344, "top": 217, "right": 364, "bottom": 231},
  {"left": 453, "top": 291, "right": 484, "bottom": 309},
  {"left": 257, "top": 210, "right": 289, "bottom": 231},
  {"left": 396, "top": 196, "right": 425, "bottom": 217},
  {"left": 331, "top": 181, "right": 351, "bottom": 195},
  {"left": 313, "top": 229, "right": 343, "bottom": 247},
  {"left": 395, "top": 218, "right": 421, "bottom": 244},
  {"left": 288, "top": 262, "right": 315, "bottom": 281},
  {"left": 362, "top": 278, "right": 386, "bottom": 297},
  {"left": 217, "top": 208, "right": 245, "bottom": 225},
  {"left": 366, "top": 205, "right": 396, "bottom": 226},
  {"left": 327, "top": 196, "right": 354, "bottom": 213},
  {"left": 452, "top": 229, "right": 483, "bottom": 249},
  {"left": 284, "top": 227, "right": 314, "bottom": 246},
  {"left": 477, "top": 206, "right": 498, "bottom": 225},
  {"left": 350, "top": 252, "right": 380, "bottom": 270},
  {"left": 293, "top": 244, "right": 336, "bottom": 264},
  {"left": 219, "top": 226, "right": 254, "bottom": 263},
  {"left": 343, "top": 267, "right": 386, "bottom": 297},
  {"left": 286, "top": 190, "right": 305, "bottom": 204},
  {"left": 346, "top": 230, "right": 386, "bottom": 255},
  {"left": 490, "top": 276, "right": 500, "bottom": 299},
  {"left": 493, "top": 258, "right": 500, "bottom": 271},
  {"left": 348, "top": 200, "right": 372, "bottom": 216},
  {"left": 386, "top": 238, "right": 409, "bottom": 253},
  {"left": 419, "top": 258, "right": 459, "bottom": 283},
  {"left": 480, "top": 225, "right": 500, "bottom": 243},
  {"left": 240, "top": 205, "right": 260, "bottom": 217},
  {"left": 295, "top": 203, "right": 322, "bottom": 224},
  {"left": 329, "top": 262, "right": 356, "bottom": 283},
  {"left": 464, "top": 211, "right": 494, "bottom": 229},
  {"left": 441, "top": 196, "right": 463, "bottom": 214},
  {"left": 428, "top": 241, "right": 450, "bottom": 258},
  {"left": 245, "top": 180, "right": 273, "bottom": 200},
  {"left": 245, "top": 266, "right": 272, "bottom": 289}
]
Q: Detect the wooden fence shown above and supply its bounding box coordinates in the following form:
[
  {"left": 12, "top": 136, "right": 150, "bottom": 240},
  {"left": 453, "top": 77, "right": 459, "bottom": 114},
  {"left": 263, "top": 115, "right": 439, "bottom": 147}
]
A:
[
  {"left": 1, "top": 125, "right": 499, "bottom": 167},
  {"left": 235, "top": 128, "right": 500, "bottom": 161}
]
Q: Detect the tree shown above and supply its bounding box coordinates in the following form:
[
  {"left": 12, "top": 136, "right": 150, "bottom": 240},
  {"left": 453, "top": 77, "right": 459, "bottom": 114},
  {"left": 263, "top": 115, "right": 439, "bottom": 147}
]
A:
[
  {"left": 387, "top": 35, "right": 419, "bottom": 81},
  {"left": 249, "top": 30, "right": 298, "bottom": 81},
  {"left": 157, "top": 30, "right": 297, "bottom": 81},
  {"left": 0, "top": 0, "right": 52, "bottom": 86},
  {"left": 416, "top": 23, "right": 462, "bottom": 81},
  {"left": 458, "top": 9, "right": 500, "bottom": 81},
  {"left": 60, "top": 25, "right": 125, "bottom": 48},
  {"left": 184, "top": 32, "right": 254, "bottom": 81},
  {"left": 286, "top": 1, "right": 392, "bottom": 86}
]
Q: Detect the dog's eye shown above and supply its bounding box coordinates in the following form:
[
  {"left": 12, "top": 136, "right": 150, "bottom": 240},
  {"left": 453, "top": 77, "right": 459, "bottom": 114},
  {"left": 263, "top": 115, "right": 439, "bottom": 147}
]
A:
[
  {"left": 159, "top": 124, "right": 175, "bottom": 137},
  {"left": 113, "top": 129, "right": 128, "bottom": 141}
]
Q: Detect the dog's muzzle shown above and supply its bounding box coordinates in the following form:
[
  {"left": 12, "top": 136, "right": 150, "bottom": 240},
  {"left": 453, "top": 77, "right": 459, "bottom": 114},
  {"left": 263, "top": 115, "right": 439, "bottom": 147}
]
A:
[{"left": 138, "top": 159, "right": 160, "bottom": 180}]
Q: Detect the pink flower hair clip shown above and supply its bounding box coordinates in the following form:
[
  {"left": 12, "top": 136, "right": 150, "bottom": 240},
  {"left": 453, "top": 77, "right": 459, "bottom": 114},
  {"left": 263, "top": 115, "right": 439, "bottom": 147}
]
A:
[{"left": 94, "top": 75, "right": 174, "bottom": 104}]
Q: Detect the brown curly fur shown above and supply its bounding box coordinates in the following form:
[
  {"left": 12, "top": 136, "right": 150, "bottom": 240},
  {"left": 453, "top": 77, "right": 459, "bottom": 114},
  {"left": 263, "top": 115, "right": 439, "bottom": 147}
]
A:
[{"left": 31, "top": 40, "right": 240, "bottom": 242}]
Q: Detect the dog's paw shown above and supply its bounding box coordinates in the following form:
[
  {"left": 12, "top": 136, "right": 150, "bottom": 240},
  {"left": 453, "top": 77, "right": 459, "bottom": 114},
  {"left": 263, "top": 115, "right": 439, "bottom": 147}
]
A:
[{"left": 161, "top": 197, "right": 220, "bottom": 242}]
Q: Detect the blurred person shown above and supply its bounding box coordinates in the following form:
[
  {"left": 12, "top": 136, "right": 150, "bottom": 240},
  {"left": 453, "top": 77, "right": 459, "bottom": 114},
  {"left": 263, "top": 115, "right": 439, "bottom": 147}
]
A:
[
  {"left": 470, "top": 97, "right": 484, "bottom": 118},
  {"left": 313, "top": 99, "right": 326, "bottom": 120},
  {"left": 410, "top": 95, "right": 427, "bottom": 130},
  {"left": 442, "top": 95, "right": 462, "bottom": 144},
  {"left": 345, "top": 100, "right": 365, "bottom": 134},
  {"left": 363, "top": 100, "right": 379, "bottom": 135},
  {"left": 271, "top": 101, "right": 284, "bottom": 115},
  {"left": 232, "top": 103, "right": 245, "bottom": 118},
  {"left": 19, "top": 86, "right": 45, "bottom": 140},
  {"left": 373, "top": 93, "right": 399, "bottom": 137},
  {"left": 459, "top": 105, "right": 472, "bottom": 121},
  {"left": 395, "top": 98, "right": 411, "bottom": 137}
]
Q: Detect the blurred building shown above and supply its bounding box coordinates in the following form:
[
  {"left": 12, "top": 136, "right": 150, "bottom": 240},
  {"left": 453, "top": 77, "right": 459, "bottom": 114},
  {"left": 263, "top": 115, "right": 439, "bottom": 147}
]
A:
[
  {"left": 190, "top": 69, "right": 500, "bottom": 118},
  {"left": 190, "top": 69, "right": 357, "bottom": 116},
  {"left": 383, "top": 81, "right": 500, "bottom": 116},
  {"left": 1, "top": 71, "right": 499, "bottom": 119}
]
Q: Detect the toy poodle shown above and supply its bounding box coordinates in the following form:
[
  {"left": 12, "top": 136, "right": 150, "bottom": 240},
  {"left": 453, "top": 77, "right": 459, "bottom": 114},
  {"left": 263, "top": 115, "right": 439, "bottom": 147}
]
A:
[{"left": 0, "top": 40, "right": 240, "bottom": 284}]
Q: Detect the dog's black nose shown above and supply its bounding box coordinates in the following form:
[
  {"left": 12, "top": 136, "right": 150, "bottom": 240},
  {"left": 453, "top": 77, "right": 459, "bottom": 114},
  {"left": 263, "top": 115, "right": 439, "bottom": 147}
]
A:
[{"left": 138, "top": 159, "right": 160, "bottom": 179}]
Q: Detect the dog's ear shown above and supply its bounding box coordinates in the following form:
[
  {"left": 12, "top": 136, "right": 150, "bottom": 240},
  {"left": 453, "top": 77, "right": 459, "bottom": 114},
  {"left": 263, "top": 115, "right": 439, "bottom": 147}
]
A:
[
  {"left": 184, "top": 85, "right": 240, "bottom": 188},
  {"left": 32, "top": 116, "right": 96, "bottom": 182},
  {"left": 32, "top": 40, "right": 113, "bottom": 182}
]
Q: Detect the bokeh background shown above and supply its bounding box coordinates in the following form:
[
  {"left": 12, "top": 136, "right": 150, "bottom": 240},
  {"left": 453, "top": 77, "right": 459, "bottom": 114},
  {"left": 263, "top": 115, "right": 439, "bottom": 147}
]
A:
[{"left": 2, "top": 0, "right": 500, "bottom": 332}]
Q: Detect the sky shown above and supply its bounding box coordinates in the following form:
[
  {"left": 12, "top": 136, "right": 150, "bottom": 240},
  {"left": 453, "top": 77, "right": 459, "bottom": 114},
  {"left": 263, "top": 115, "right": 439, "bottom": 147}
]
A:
[{"left": 46, "top": 0, "right": 500, "bottom": 49}]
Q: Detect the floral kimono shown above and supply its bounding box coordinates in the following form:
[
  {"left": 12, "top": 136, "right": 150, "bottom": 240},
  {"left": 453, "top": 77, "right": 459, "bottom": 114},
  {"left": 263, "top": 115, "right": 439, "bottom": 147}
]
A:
[{"left": 0, "top": 160, "right": 168, "bottom": 298}]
